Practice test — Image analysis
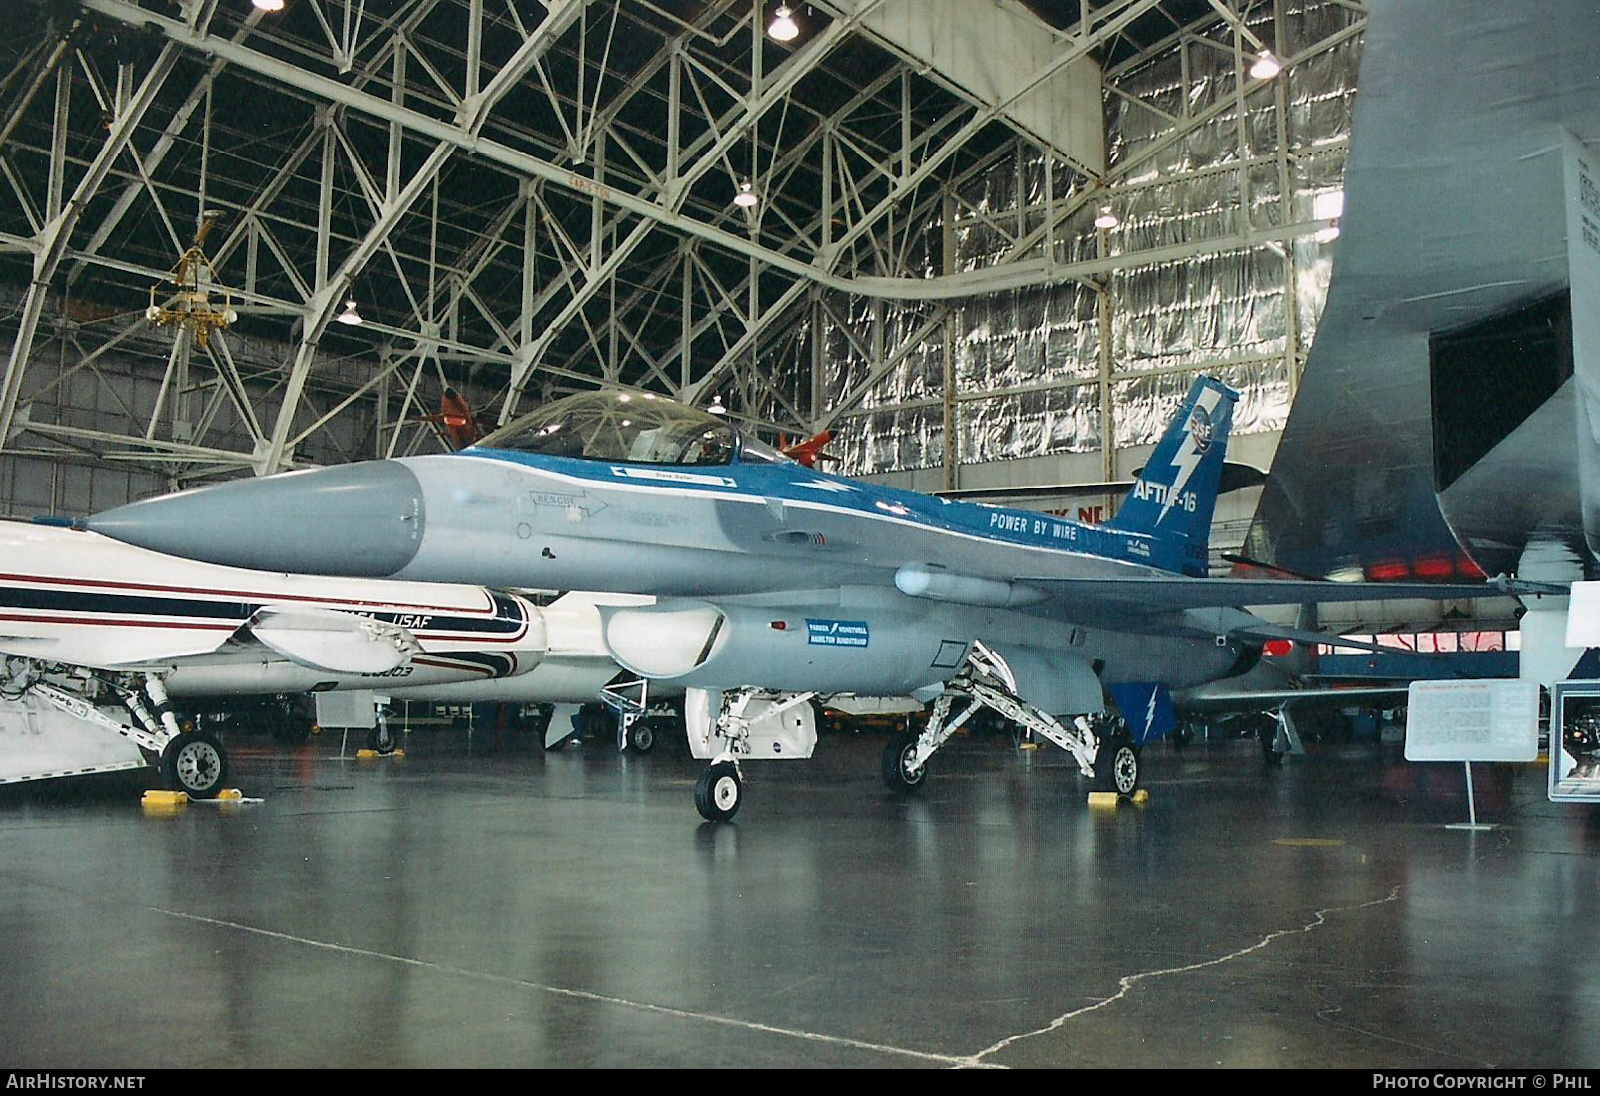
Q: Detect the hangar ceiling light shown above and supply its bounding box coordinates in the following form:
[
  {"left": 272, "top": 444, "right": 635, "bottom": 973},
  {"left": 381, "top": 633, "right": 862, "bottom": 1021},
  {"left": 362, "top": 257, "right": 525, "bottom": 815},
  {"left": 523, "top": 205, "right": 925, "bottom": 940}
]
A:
[
  {"left": 251, "top": 0, "right": 285, "bottom": 12},
  {"left": 768, "top": 5, "right": 800, "bottom": 43},
  {"left": 733, "top": 181, "right": 759, "bottom": 209},
  {"left": 1094, "top": 205, "right": 1120, "bottom": 230},
  {"left": 1313, "top": 189, "right": 1344, "bottom": 241},
  {"left": 336, "top": 300, "right": 364, "bottom": 327},
  {"left": 1250, "top": 49, "right": 1282, "bottom": 79},
  {"left": 707, "top": 395, "right": 728, "bottom": 416}
]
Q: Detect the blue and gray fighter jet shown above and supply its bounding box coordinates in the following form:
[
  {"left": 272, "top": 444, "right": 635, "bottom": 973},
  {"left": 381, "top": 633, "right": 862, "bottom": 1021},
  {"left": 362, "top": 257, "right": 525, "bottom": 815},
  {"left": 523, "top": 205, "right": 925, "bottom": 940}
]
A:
[{"left": 89, "top": 378, "right": 1532, "bottom": 819}]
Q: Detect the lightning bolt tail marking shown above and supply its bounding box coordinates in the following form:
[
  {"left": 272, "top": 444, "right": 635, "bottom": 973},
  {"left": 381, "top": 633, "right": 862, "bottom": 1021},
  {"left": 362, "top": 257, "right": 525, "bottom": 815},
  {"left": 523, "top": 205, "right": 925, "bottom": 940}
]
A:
[{"left": 1157, "top": 387, "right": 1225, "bottom": 524}]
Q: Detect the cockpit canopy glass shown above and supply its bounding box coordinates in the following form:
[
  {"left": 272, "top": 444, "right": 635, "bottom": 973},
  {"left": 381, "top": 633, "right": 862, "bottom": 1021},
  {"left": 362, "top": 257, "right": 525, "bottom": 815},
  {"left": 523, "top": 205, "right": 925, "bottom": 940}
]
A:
[{"left": 477, "top": 389, "right": 755, "bottom": 466}]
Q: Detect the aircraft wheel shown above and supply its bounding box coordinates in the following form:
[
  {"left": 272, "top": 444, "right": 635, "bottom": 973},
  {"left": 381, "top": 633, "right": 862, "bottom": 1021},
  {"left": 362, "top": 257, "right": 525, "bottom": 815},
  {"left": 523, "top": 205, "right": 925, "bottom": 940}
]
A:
[
  {"left": 160, "top": 730, "right": 229, "bottom": 799},
  {"left": 628, "top": 721, "right": 656, "bottom": 754},
  {"left": 367, "top": 722, "right": 397, "bottom": 756},
  {"left": 881, "top": 732, "right": 928, "bottom": 793},
  {"left": 694, "top": 761, "right": 742, "bottom": 822},
  {"left": 1091, "top": 734, "right": 1141, "bottom": 796}
]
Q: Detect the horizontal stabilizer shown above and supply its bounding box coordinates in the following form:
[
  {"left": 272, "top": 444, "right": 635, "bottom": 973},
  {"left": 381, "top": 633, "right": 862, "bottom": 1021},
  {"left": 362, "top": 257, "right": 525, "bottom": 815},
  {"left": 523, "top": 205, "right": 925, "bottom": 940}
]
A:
[{"left": 244, "top": 606, "right": 421, "bottom": 675}]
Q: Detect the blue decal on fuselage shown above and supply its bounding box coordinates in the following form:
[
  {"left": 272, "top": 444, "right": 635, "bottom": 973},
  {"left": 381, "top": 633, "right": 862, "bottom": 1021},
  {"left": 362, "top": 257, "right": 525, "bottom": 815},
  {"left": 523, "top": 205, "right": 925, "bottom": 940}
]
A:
[{"left": 806, "top": 618, "right": 870, "bottom": 648}]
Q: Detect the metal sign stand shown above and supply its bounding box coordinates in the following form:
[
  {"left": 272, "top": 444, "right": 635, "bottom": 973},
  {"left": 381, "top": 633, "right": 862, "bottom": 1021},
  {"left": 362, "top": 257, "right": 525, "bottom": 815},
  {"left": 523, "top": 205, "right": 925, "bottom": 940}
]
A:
[{"left": 1445, "top": 761, "right": 1496, "bottom": 831}]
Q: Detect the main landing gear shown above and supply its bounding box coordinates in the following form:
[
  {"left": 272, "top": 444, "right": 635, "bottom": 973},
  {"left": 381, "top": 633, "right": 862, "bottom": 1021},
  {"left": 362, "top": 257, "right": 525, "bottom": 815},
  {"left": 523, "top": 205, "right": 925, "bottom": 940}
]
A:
[
  {"left": 600, "top": 679, "right": 659, "bottom": 754},
  {"left": 367, "top": 706, "right": 398, "bottom": 755},
  {"left": 3, "top": 658, "right": 230, "bottom": 798},
  {"left": 877, "top": 641, "right": 1141, "bottom": 800},
  {"left": 160, "top": 728, "right": 229, "bottom": 797}
]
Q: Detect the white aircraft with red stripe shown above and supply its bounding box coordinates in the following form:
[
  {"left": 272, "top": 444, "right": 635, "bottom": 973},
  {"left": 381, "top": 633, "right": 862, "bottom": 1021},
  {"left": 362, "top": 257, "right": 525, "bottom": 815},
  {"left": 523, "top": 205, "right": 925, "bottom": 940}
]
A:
[{"left": 0, "top": 520, "right": 629, "bottom": 796}]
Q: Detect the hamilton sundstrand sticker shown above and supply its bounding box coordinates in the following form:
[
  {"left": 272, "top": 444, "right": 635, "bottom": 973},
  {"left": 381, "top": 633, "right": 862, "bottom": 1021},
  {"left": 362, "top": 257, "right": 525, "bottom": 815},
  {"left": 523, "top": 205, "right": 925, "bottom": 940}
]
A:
[{"left": 805, "top": 618, "right": 869, "bottom": 648}]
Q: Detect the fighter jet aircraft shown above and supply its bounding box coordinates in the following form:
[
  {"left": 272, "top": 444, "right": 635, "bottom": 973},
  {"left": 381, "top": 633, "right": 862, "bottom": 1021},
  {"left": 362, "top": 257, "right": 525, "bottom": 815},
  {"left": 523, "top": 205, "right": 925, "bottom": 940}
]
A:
[
  {"left": 89, "top": 378, "right": 1539, "bottom": 820},
  {"left": 0, "top": 520, "right": 631, "bottom": 795}
]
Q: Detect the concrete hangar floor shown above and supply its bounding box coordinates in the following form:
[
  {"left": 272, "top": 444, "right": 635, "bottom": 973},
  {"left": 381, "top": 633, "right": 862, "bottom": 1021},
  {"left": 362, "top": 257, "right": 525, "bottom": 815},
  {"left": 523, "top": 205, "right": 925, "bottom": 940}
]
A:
[{"left": 0, "top": 727, "right": 1593, "bottom": 1069}]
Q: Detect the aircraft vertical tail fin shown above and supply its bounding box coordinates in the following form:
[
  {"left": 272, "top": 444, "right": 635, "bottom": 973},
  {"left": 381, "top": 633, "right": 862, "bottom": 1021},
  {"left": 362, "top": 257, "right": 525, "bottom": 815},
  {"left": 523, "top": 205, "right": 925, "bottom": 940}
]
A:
[{"left": 1104, "top": 377, "right": 1238, "bottom": 576}]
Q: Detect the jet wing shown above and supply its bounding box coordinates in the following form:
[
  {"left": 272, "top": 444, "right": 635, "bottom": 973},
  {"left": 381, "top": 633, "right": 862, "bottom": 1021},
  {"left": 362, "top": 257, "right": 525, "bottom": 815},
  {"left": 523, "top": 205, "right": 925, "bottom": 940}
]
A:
[{"left": 1012, "top": 575, "right": 1554, "bottom": 617}]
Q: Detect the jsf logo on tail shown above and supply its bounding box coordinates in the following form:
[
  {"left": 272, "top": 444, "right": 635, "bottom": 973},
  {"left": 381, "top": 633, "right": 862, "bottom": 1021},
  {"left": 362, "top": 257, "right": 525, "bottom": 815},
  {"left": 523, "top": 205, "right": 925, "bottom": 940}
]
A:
[{"left": 1155, "top": 401, "right": 1217, "bottom": 524}]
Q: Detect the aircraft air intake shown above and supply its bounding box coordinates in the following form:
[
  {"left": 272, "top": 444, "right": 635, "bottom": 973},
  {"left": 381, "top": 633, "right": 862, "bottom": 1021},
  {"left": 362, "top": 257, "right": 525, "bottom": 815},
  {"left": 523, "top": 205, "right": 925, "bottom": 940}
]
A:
[{"left": 602, "top": 602, "right": 728, "bottom": 679}]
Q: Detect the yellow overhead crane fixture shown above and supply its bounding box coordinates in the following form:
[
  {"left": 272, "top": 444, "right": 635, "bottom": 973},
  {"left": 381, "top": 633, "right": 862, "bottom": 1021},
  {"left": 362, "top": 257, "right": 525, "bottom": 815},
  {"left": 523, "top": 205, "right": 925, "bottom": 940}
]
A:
[{"left": 145, "top": 210, "right": 237, "bottom": 348}]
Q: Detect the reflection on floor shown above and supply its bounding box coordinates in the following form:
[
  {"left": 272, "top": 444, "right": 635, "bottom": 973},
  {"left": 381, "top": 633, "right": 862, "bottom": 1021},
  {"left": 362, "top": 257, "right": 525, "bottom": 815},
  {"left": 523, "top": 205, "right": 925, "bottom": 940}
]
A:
[{"left": 0, "top": 732, "right": 1595, "bottom": 1068}]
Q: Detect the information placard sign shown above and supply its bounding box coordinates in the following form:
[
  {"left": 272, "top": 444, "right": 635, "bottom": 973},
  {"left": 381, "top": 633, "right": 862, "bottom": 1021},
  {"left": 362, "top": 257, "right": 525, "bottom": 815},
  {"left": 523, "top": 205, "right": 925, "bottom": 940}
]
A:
[
  {"left": 1550, "top": 681, "right": 1600, "bottom": 803},
  {"left": 1404, "top": 680, "right": 1539, "bottom": 762},
  {"left": 314, "top": 689, "right": 378, "bottom": 730}
]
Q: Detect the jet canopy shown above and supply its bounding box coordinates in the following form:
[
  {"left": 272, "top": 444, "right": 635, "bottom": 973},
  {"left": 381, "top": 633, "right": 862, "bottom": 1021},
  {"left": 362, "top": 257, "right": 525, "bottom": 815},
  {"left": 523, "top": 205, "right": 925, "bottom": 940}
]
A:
[{"left": 477, "top": 389, "right": 787, "bottom": 466}]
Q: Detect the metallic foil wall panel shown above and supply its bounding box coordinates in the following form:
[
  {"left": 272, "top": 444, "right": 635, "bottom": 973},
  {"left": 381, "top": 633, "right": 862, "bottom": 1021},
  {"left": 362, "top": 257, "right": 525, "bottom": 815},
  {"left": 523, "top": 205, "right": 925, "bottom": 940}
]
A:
[
  {"left": 830, "top": 406, "right": 946, "bottom": 475},
  {"left": 961, "top": 384, "right": 1102, "bottom": 465},
  {"left": 756, "top": 1, "right": 1360, "bottom": 478}
]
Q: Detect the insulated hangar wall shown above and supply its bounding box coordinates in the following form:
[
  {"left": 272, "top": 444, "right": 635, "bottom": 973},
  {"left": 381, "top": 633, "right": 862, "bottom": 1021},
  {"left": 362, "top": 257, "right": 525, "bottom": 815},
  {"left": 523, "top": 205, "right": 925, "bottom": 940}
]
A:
[{"left": 765, "top": 2, "right": 1358, "bottom": 506}]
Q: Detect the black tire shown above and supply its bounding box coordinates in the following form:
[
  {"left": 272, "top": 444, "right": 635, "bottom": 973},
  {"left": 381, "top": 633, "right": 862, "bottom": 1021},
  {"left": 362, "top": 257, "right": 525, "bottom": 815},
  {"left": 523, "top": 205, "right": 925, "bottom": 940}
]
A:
[
  {"left": 159, "top": 730, "right": 229, "bottom": 799},
  {"left": 367, "top": 722, "right": 397, "bottom": 756},
  {"left": 1091, "top": 733, "right": 1141, "bottom": 795},
  {"left": 880, "top": 732, "right": 928, "bottom": 793},
  {"left": 627, "top": 721, "right": 656, "bottom": 754},
  {"left": 693, "top": 761, "right": 742, "bottom": 822}
]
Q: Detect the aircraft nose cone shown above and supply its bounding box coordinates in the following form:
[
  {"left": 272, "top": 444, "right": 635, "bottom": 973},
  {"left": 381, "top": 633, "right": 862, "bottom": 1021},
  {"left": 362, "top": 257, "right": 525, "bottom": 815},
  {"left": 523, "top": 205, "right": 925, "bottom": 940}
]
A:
[{"left": 87, "top": 461, "right": 426, "bottom": 577}]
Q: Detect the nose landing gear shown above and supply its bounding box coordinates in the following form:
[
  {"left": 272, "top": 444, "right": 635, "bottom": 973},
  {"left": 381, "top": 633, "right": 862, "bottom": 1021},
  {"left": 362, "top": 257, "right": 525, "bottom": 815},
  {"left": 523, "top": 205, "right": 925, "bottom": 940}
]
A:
[{"left": 694, "top": 760, "right": 743, "bottom": 821}]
